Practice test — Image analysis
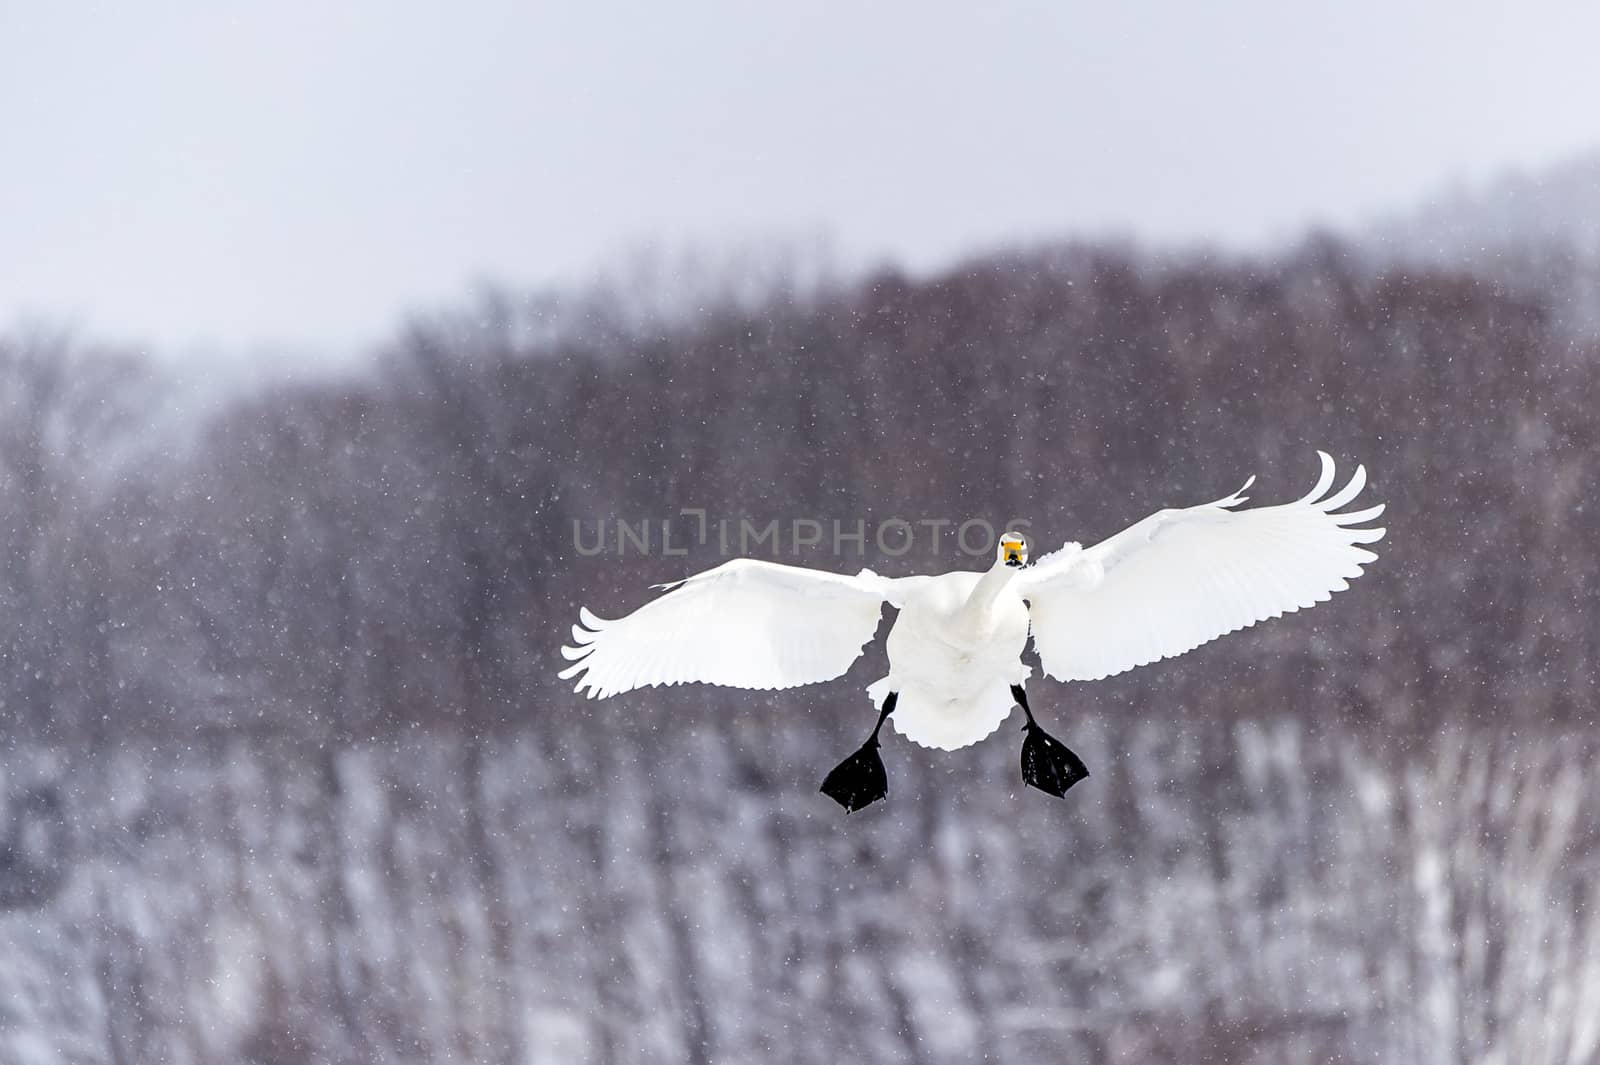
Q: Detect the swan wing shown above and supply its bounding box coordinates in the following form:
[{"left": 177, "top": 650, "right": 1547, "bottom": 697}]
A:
[
  {"left": 1017, "top": 451, "right": 1385, "bottom": 682},
  {"left": 559, "top": 559, "right": 898, "bottom": 698}
]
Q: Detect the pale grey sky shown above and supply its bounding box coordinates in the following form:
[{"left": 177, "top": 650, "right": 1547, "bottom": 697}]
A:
[{"left": 4, "top": 1, "right": 1599, "bottom": 359}]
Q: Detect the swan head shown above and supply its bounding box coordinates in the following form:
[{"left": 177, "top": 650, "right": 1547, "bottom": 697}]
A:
[{"left": 999, "top": 532, "right": 1028, "bottom": 569}]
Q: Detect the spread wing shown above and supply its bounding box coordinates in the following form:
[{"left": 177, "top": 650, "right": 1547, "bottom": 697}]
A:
[
  {"left": 1017, "top": 452, "right": 1385, "bottom": 683},
  {"left": 559, "top": 559, "right": 898, "bottom": 698}
]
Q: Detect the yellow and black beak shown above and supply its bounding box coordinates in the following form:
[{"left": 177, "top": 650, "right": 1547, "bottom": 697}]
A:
[{"left": 1002, "top": 538, "right": 1025, "bottom": 567}]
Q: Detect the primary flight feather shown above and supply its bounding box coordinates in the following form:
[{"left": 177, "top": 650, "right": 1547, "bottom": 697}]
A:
[{"left": 560, "top": 451, "right": 1384, "bottom": 810}]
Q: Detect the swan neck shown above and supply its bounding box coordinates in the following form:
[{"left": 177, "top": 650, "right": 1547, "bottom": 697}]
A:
[{"left": 962, "top": 562, "right": 1016, "bottom": 618}]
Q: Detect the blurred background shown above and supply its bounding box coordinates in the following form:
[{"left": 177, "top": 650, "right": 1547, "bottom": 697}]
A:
[{"left": 3, "top": 3, "right": 1600, "bottom": 1063}]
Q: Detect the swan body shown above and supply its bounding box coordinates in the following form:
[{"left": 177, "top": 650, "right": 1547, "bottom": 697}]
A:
[
  {"left": 866, "top": 568, "right": 1032, "bottom": 749},
  {"left": 559, "top": 452, "right": 1385, "bottom": 760}
]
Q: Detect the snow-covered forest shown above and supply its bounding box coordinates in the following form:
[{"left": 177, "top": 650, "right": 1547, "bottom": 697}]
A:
[{"left": 2, "top": 236, "right": 1598, "bottom": 1063}]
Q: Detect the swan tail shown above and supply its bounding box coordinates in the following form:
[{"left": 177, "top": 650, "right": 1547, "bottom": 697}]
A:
[{"left": 866, "top": 671, "right": 1030, "bottom": 751}]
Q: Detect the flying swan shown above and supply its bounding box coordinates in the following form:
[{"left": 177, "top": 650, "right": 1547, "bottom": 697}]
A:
[{"left": 560, "top": 452, "right": 1384, "bottom": 811}]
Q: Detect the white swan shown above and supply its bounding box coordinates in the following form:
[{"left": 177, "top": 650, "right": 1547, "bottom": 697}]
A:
[{"left": 560, "top": 451, "right": 1384, "bottom": 810}]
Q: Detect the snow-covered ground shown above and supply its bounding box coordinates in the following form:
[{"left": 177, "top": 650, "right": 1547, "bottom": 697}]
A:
[{"left": 1, "top": 715, "right": 1593, "bottom": 1065}]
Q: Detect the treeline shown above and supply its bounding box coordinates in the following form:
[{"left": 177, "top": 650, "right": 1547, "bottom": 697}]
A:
[{"left": 2, "top": 237, "right": 1595, "bottom": 743}]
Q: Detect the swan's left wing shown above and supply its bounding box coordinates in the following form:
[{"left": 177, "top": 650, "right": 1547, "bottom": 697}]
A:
[
  {"left": 1016, "top": 452, "right": 1385, "bottom": 683},
  {"left": 559, "top": 559, "right": 898, "bottom": 699}
]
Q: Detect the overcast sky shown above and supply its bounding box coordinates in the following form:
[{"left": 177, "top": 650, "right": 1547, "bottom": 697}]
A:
[{"left": 4, "top": 2, "right": 1599, "bottom": 360}]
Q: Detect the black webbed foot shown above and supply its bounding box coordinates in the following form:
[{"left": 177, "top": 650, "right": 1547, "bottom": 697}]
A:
[
  {"left": 1020, "top": 721, "right": 1090, "bottom": 798},
  {"left": 1011, "top": 683, "right": 1089, "bottom": 798},
  {"left": 819, "top": 739, "right": 889, "bottom": 812},
  {"left": 821, "top": 692, "right": 897, "bottom": 812}
]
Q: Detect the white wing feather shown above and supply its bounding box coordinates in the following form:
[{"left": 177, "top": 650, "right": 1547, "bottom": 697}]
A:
[
  {"left": 1018, "top": 452, "right": 1385, "bottom": 683},
  {"left": 559, "top": 559, "right": 895, "bottom": 698}
]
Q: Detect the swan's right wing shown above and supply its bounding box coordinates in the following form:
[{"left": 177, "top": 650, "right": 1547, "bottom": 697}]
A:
[{"left": 559, "top": 559, "right": 899, "bottom": 698}]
